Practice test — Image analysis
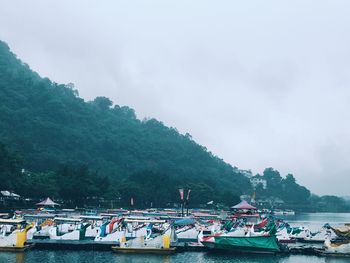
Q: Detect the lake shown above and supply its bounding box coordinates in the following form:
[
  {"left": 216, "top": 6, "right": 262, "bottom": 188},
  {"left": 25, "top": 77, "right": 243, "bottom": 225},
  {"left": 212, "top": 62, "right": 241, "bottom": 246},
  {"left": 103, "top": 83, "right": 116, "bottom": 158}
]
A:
[{"left": 0, "top": 213, "right": 349, "bottom": 263}]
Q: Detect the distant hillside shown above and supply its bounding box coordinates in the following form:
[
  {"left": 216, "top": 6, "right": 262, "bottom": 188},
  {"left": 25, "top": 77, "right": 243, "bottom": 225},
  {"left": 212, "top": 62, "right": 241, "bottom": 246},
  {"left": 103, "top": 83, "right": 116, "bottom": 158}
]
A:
[
  {"left": 0, "top": 40, "right": 250, "bottom": 206},
  {"left": 1, "top": 40, "right": 348, "bottom": 211}
]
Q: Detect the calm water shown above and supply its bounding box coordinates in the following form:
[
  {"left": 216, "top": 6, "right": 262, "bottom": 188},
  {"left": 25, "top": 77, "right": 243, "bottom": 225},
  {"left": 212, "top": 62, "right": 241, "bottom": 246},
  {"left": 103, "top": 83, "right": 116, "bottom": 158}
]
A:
[
  {"left": 0, "top": 213, "right": 349, "bottom": 263},
  {"left": 1, "top": 252, "right": 349, "bottom": 263}
]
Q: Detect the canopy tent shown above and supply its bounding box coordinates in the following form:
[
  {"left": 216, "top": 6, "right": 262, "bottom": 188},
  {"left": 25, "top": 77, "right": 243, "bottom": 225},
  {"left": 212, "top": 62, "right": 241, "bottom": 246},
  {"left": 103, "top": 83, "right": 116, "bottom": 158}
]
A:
[
  {"left": 231, "top": 200, "right": 256, "bottom": 210},
  {"left": 36, "top": 197, "right": 60, "bottom": 206}
]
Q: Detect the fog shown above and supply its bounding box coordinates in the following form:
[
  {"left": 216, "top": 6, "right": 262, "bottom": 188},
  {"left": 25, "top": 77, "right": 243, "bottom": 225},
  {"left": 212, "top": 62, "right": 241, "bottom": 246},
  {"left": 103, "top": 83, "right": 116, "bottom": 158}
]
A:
[{"left": 1, "top": 0, "right": 350, "bottom": 195}]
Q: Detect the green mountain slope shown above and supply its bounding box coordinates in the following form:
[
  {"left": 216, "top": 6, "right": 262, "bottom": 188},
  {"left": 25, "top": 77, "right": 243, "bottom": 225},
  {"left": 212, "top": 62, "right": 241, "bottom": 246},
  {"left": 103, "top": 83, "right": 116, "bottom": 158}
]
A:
[{"left": 0, "top": 40, "right": 250, "bottom": 206}]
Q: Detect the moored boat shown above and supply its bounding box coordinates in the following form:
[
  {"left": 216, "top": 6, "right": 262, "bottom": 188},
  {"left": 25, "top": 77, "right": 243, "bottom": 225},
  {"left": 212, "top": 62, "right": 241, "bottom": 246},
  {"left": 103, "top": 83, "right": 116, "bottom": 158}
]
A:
[
  {"left": 112, "top": 228, "right": 176, "bottom": 254},
  {"left": 48, "top": 217, "right": 90, "bottom": 241},
  {"left": 0, "top": 219, "right": 34, "bottom": 251},
  {"left": 316, "top": 231, "right": 350, "bottom": 257},
  {"left": 202, "top": 235, "right": 281, "bottom": 254}
]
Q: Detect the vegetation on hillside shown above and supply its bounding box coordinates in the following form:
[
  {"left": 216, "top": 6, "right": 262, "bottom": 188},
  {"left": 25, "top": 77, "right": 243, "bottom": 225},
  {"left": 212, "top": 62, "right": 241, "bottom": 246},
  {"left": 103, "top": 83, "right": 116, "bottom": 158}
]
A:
[
  {"left": 0, "top": 40, "right": 348, "bottom": 211},
  {"left": 0, "top": 40, "right": 249, "bottom": 207}
]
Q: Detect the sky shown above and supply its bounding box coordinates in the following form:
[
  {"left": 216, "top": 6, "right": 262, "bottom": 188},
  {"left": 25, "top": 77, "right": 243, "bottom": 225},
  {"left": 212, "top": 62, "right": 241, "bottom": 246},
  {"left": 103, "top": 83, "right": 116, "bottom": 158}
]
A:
[{"left": 1, "top": 0, "right": 350, "bottom": 195}]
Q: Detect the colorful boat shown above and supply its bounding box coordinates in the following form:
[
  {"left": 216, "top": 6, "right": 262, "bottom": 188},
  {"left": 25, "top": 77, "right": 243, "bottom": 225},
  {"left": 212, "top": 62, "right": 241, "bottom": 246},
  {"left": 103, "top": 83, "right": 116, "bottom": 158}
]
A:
[{"left": 0, "top": 219, "right": 34, "bottom": 251}]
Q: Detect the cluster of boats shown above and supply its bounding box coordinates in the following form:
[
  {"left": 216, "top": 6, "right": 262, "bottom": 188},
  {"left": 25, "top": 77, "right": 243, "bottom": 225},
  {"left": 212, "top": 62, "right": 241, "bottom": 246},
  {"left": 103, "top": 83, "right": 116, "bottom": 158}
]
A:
[{"left": 0, "top": 207, "right": 349, "bottom": 257}]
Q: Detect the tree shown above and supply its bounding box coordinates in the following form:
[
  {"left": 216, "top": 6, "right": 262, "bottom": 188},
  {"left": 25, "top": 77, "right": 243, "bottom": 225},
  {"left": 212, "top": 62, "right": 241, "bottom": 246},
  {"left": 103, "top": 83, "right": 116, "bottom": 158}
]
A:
[{"left": 92, "top": 96, "right": 113, "bottom": 110}]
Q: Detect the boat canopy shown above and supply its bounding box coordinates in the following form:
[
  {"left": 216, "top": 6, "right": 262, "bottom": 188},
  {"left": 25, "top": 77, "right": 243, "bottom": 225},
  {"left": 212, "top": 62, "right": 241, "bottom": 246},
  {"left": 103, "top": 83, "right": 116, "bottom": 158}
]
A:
[
  {"left": 100, "top": 213, "right": 121, "bottom": 218},
  {"left": 143, "top": 212, "right": 169, "bottom": 217},
  {"left": 61, "top": 209, "right": 75, "bottom": 212},
  {"left": 173, "top": 218, "right": 196, "bottom": 226},
  {"left": 54, "top": 217, "right": 82, "bottom": 223},
  {"left": 124, "top": 218, "right": 166, "bottom": 223},
  {"left": 192, "top": 212, "right": 219, "bottom": 218},
  {"left": 125, "top": 216, "right": 151, "bottom": 220},
  {"left": 0, "top": 218, "right": 26, "bottom": 224},
  {"left": 79, "top": 215, "right": 103, "bottom": 220},
  {"left": 24, "top": 214, "right": 55, "bottom": 218}
]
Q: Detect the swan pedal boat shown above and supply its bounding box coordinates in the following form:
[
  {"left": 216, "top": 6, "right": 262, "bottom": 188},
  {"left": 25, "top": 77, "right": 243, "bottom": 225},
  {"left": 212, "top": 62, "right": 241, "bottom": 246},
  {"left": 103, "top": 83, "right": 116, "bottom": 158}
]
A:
[{"left": 0, "top": 219, "right": 34, "bottom": 251}]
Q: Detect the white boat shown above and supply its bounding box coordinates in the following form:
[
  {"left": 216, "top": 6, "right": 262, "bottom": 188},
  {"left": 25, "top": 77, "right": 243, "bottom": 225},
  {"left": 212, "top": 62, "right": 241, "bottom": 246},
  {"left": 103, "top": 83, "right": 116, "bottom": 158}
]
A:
[
  {"left": 79, "top": 216, "right": 104, "bottom": 239},
  {"left": 273, "top": 210, "right": 295, "bottom": 216},
  {"left": 95, "top": 218, "right": 166, "bottom": 243},
  {"left": 283, "top": 210, "right": 295, "bottom": 216},
  {"left": 273, "top": 210, "right": 284, "bottom": 216},
  {"left": 321, "top": 231, "right": 350, "bottom": 256},
  {"left": 175, "top": 225, "right": 200, "bottom": 242},
  {"left": 276, "top": 226, "right": 295, "bottom": 243},
  {"left": 48, "top": 217, "right": 90, "bottom": 241},
  {"left": 94, "top": 219, "right": 125, "bottom": 243},
  {"left": 25, "top": 214, "right": 55, "bottom": 240},
  {"left": 112, "top": 227, "right": 176, "bottom": 254},
  {"left": 295, "top": 226, "right": 335, "bottom": 243},
  {"left": 197, "top": 221, "right": 221, "bottom": 243},
  {"left": 0, "top": 219, "right": 33, "bottom": 251}
]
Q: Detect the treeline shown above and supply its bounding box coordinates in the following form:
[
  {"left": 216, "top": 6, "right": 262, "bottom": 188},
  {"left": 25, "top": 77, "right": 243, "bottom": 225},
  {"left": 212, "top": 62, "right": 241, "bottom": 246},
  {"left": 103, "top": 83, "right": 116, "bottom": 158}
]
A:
[
  {"left": 254, "top": 168, "right": 350, "bottom": 212},
  {"left": 255, "top": 168, "right": 311, "bottom": 204},
  {"left": 0, "top": 39, "right": 348, "bottom": 211},
  {"left": 0, "top": 40, "right": 249, "bottom": 207},
  {"left": 0, "top": 143, "right": 240, "bottom": 207}
]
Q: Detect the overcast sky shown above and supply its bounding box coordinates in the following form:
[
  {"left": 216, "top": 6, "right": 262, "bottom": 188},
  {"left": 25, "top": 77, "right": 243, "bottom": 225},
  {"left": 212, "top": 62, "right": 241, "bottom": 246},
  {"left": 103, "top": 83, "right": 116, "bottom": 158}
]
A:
[{"left": 1, "top": 0, "right": 350, "bottom": 195}]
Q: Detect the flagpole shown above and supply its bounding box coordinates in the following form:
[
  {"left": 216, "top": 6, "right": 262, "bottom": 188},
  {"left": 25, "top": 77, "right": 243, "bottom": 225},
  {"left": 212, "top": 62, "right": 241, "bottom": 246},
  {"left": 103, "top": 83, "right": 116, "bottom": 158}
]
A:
[
  {"left": 186, "top": 189, "right": 191, "bottom": 216},
  {"left": 179, "top": 189, "right": 184, "bottom": 217}
]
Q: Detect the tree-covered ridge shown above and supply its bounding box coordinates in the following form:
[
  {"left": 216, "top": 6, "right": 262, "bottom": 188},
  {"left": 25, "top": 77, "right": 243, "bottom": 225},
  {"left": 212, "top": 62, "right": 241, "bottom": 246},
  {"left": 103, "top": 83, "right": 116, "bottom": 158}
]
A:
[
  {"left": 0, "top": 40, "right": 348, "bottom": 211},
  {"left": 0, "top": 40, "right": 251, "bottom": 206},
  {"left": 257, "top": 168, "right": 311, "bottom": 204}
]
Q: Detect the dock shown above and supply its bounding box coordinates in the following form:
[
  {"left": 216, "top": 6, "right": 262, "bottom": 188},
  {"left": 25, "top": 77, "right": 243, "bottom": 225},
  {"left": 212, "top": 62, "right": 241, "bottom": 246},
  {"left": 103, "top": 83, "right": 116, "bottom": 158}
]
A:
[{"left": 26, "top": 240, "right": 117, "bottom": 251}]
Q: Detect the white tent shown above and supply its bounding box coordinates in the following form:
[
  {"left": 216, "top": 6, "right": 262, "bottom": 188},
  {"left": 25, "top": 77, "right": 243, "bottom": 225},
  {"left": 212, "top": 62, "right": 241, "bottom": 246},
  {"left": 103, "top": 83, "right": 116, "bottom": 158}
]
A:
[{"left": 36, "top": 197, "right": 59, "bottom": 206}]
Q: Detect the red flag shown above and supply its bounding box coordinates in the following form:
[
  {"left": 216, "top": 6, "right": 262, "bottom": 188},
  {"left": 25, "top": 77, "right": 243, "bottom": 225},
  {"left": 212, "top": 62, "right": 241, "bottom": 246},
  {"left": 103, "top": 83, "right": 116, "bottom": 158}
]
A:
[{"left": 179, "top": 189, "right": 184, "bottom": 201}]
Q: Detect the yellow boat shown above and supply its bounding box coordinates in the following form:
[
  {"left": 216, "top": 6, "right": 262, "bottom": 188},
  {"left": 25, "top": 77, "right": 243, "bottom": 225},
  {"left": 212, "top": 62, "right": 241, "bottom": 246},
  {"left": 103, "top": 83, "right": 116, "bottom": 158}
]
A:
[
  {"left": 0, "top": 243, "right": 34, "bottom": 252},
  {"left": 0, "top": 219, "right": 34, "bottom": 252}
]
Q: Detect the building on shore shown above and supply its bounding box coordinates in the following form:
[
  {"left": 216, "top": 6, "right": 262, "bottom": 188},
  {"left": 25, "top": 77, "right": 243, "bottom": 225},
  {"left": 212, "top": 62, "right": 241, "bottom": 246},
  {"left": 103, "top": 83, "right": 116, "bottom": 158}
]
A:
[
  {"left": 250, "top": 175, "right": 267, "bottom": 189},
  {"left": 0, "top": 190, "right": 21, "bottom": 207}
]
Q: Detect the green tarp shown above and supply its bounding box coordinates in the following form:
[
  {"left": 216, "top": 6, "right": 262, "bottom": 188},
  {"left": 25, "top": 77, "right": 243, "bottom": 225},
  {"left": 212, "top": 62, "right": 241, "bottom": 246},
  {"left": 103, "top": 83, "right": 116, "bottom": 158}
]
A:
[{"left": 214, "top": 235, "right": 280, "bottom": 253}]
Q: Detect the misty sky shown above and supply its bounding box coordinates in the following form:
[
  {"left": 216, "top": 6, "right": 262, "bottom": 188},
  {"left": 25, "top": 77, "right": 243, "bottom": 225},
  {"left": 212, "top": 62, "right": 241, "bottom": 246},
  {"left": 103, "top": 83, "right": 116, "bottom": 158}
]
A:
[{"left": 1, "top": 0, "right": 350, "bottom": 195}]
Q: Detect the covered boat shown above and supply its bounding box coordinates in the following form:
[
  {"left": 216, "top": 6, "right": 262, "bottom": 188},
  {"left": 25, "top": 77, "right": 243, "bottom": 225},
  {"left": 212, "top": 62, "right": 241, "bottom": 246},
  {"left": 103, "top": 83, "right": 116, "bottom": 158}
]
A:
[
  {"left": 202, "top": 235, "right": 280, "bottom": 254},
  {"left": 202, "top": 220, "right": 281, "bottom": 254}
]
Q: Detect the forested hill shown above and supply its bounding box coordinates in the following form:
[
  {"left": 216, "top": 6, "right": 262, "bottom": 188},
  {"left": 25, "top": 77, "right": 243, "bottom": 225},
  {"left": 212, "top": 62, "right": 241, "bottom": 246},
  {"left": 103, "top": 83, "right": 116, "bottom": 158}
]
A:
[{"left": 0, "top": 40, "right": 252, "bottom": 206}]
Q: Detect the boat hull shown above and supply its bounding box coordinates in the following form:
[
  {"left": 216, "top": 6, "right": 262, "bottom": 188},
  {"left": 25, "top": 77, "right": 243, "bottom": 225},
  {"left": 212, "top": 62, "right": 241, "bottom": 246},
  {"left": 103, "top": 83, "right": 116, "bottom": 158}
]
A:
[
  {"left": 111, "top": 246, "right": 176, "bottom": 255},
  {"left": 0, "top": 244, "right": 34, "bottom": 252},
  {"left": 316, "top": 249, "right": 350, "bottom": 258}
]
